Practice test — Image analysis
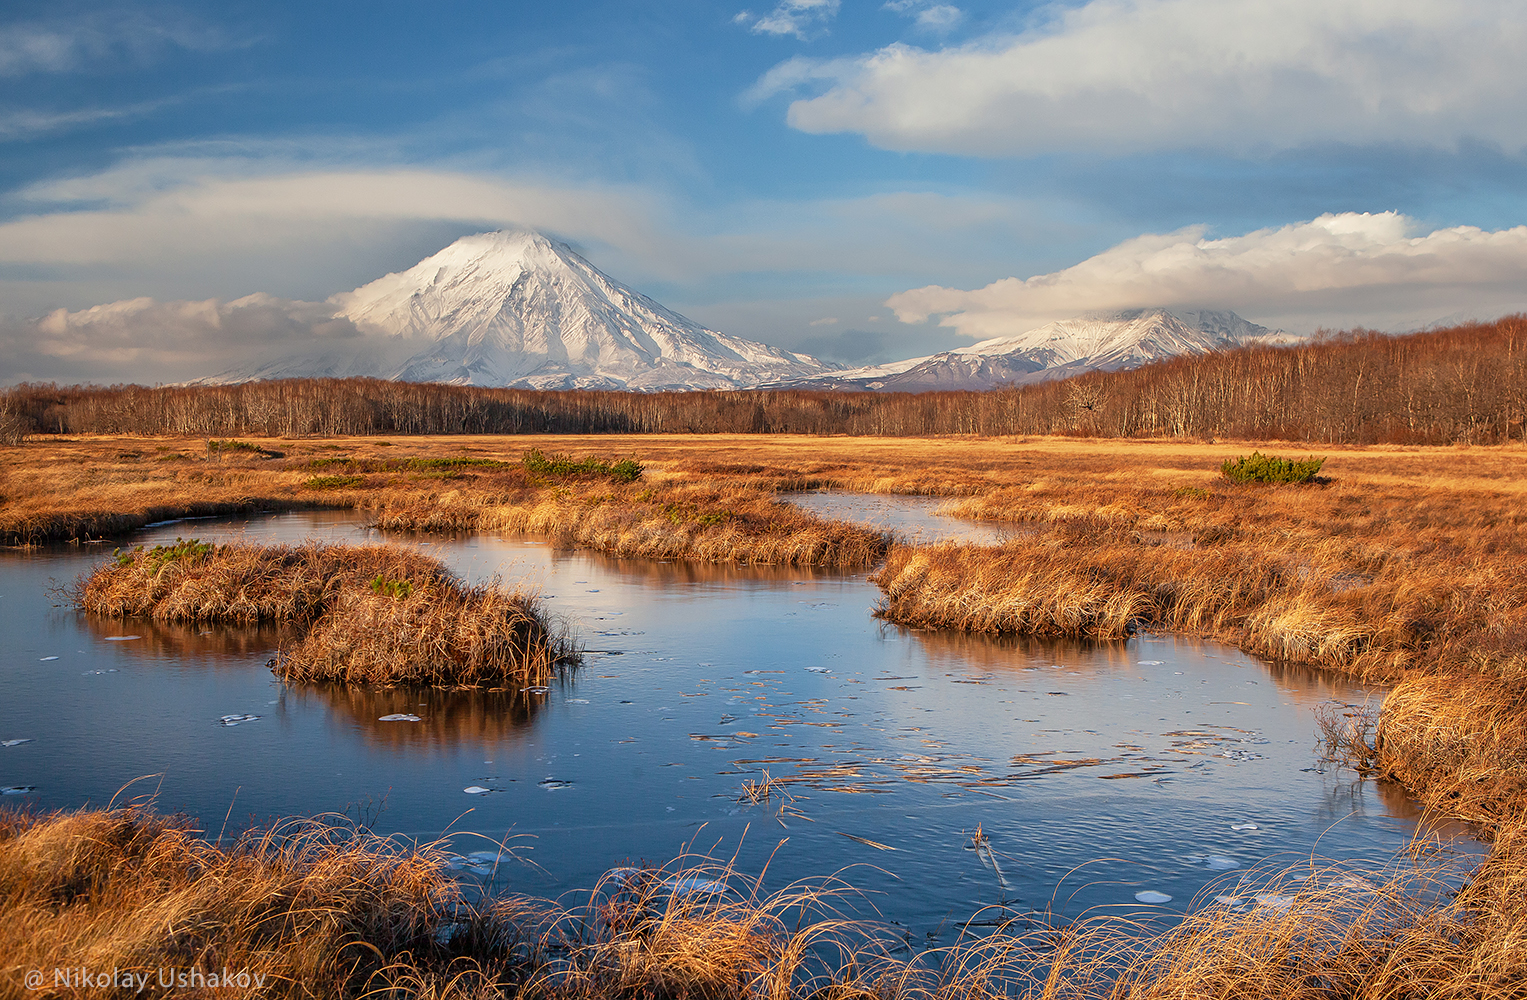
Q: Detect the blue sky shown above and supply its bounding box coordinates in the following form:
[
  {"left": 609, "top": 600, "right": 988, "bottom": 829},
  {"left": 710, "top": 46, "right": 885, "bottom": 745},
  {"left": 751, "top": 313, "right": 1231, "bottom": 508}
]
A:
[{"left": 4, "top": 0, "right": 1527, "bottom": 382}]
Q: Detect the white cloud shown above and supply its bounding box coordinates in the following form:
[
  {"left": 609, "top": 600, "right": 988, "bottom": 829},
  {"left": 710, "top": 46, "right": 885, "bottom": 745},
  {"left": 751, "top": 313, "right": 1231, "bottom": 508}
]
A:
[
  {"left": 884, "top": 1, "right": 963, "bottom": 32},
  {"left": 736, "top": 0, "right": 841, "bottom": 40},
  {"left": 888, "top": 213, "right": 1527, "bottom": 337},
  {"left": 0, "top": 12, "right": 228, "bottom": 76},
  {"left": 763, "top": 0, "right": 1527, "bottom": 155},
  {"left": 0, "top": 293, "right": 366, "bottom": 383}
]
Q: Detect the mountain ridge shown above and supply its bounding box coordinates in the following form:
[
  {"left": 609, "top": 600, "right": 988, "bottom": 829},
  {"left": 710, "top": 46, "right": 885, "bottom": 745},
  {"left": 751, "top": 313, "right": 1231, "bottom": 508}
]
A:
[{"left": 766, "top": 309, "right": 1295, "bottom": 392}]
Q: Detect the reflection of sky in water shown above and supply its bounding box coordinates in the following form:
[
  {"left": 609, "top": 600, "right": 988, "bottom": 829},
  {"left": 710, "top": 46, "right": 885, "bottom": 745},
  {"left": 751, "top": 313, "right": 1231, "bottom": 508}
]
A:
[
  {"left": 0, "top": 510, "right": 1480, "bottom": 934},
  {"left": 785, "top": 490, "right": 1019, "bottom": 545}
]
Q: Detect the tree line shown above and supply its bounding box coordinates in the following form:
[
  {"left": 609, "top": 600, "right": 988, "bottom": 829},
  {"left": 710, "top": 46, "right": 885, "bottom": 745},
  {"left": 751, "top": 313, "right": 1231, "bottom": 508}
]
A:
[{"left": 3, "top": 317, "right": 1523, "bottom": 444}]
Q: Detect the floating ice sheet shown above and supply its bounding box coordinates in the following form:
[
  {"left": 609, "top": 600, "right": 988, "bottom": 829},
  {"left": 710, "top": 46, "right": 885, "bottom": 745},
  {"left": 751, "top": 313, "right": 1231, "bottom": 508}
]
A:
[
  {"left": 1134, "top": 890, "right": 1172, "bottom": 904},
  {"left": 2, "top": 740, "right": 32, "bottom": 747},
  {"left": 1, "top": 786, "right": 35, "bottom": 795},
  {"left": 539, "top": 778, "right": 574, "bottom": 790},
  {"left": 1231, "top": 822, "right": 1259, "bottom": 831},
  {"left": 463, "top": 786, "right": 492, "bottom": 795},
  {"left": 379, "top": 714, "right": 422, "bottom": 722},
  {"left": 219, "top": 714, "right": 260, "bottom": 726},
  {"left": 38, "top": 656, "right": 58, "bottom": 661},
  {"left": 566, "top": 699, "right": 589, "bottom": 704},
  {"left": 103, "top": 636, "right": 141, "bottom": 642}
]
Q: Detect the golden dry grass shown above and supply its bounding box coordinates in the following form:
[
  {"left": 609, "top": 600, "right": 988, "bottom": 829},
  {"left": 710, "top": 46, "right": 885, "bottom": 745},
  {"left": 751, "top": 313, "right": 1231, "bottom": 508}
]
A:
[
  {"left": 76, "top": 540, "right": 576, "bottom": 687},
  {"left": 4, "top": 803, "right": 1525, "bottom": 1000}
]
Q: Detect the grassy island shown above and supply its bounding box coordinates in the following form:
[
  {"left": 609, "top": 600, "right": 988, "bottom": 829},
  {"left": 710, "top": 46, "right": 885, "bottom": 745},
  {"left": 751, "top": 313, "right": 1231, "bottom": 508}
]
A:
[{"left": 77, "top": 540, "right": 577, "bottom": 687}]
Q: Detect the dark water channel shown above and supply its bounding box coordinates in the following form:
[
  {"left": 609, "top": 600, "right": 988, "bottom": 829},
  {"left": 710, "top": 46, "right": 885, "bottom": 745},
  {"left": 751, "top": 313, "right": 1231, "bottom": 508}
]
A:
[{"left": 0, "top": 510, "right": 1475, "bottom": 935}]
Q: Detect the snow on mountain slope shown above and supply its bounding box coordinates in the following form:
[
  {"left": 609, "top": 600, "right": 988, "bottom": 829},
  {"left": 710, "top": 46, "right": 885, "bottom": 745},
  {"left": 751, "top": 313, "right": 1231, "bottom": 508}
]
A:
[
  {"left": 768, "top": 309, "right": 1293, "bottom": 392},
  {"left": 206, "top": 230, "right": 833, "bottom": 390}
]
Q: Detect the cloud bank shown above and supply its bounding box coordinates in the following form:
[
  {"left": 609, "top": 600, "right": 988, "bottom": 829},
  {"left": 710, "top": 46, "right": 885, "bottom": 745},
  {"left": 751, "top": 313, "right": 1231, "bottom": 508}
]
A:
[
  {"left": 762, "top": 0, "right": 1527, "bottom": 155},
  {"left": 1, "top": 294, "right": 361, "bottom": 384},
  {"left": 888, "top": 213, "right": 1527, "bottom": 338}
]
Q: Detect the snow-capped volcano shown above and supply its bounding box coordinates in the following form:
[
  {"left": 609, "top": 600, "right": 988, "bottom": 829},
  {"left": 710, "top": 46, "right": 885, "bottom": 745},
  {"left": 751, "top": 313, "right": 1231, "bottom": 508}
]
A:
[
  {"left": 769, "top": 309, "right": 1295, "bottom": 392},
  {"left": 207, "top": 230, "right": 833, "bottom": 390}
]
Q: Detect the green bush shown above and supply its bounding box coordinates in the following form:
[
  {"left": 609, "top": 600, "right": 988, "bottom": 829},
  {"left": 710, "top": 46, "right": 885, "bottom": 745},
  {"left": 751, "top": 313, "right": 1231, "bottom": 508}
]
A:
[
  {"left": 522, "top": 448, "right": 643, "bottom": 483},
  {"left": 207, "top": 438, "right": 261, "bottom": 453},
  {"left": 404, "top": 457, "right": 510, "bottom": 471},
  {"left": 114, "top": 537, "right": 215, "bottom": 570},
  {"left": 207, "top": 439, "right": 284, "bottom": 459},
  {"left": 1220, "top": 451, "right": 1325, "bottom": 485},
  {"left": 369, "top": 575, "right": 413, "bottom": 599},
  {"left": 302, "top": 474, "right": 365, "bottom": 490}
]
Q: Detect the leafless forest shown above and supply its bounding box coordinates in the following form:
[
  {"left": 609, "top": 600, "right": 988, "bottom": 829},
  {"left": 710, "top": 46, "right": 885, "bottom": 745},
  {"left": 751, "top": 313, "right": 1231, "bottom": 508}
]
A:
[{"left": 4, "top": 317, "right": 1523, "bottom": 443}]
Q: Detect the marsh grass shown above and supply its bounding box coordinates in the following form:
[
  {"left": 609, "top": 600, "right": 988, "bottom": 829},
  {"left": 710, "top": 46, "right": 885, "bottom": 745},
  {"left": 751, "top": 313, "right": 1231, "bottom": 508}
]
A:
[
  {"left": 276, "top": 580, "right": 575, "bottom": 687},
  {"left": 76, "top": 541, "right": 575, "bottom": 687},
  {"left": 3, "top": 802, "right": 1522, "bottom": 1000}
]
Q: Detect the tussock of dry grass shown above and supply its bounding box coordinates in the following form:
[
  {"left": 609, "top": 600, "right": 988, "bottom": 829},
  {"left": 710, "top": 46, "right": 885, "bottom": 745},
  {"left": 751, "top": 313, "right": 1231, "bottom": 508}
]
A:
[
  {"left": 373, "top": 482, "right": 888, "bottom": 569},
  {"left": 5, "top": 804, "right": 1525, "bottom": 1000},
  {"left": 277, "top": 581, "right": 572, "bottom": 687},
  {"left": 0, "top": 807, "right": 457, "bottom": 998},
  {"left": 79, "top": 540, "right": 449, "bottom": 622},
  {"left": 76, "top": 541, "right": 576, "bottom": 687}
]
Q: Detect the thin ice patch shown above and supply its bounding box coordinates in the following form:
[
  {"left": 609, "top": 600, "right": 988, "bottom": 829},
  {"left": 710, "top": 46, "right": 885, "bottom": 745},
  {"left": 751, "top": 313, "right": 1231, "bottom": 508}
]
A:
[
  {"left": 1137, "top": 660, "right": 1163, "bottom": 665},
  {"left": 103, "top": 636, "right": 141, "bottom": 641},
  {"left": 1135, "top": 890, "right": 1172, "bottom": 904},
  {"left": 2, "top": 739, "right": 32, "bottom": 747},
  {"left": 566, "top": 699, "right": 589, "bottom": 704},
  {"left": 379, "top": 714, "right": 422, "bottom": 722},
  {"left": 1, "top": 786, "right": 35, "bottom": 795},
  {"left": 1231, "top": 822, "right": 1259, "bottom": 831},
  {"left": 463, "top": 786, "right": 492, "bottom": 795},
  {"left": 539, "top": 778, "right": 574, "bottom": 790},
  {"left": 805, "top": 667, "right": 830, "bottom": 674},
  {"left": 447, "top": 850, "right": 514, "bottom": 872},
  {"left": 521, "top": 686, "right": 550, "bottom": 695},
  {"left": 219, "top": 714, "right": 260, "bottom": 726},
  {"left": 39, "top": 656, "right": 58, "bottom": 661}
]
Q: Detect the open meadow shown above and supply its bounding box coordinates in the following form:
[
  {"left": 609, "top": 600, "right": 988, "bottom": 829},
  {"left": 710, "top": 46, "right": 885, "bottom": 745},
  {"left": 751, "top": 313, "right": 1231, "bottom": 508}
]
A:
[{"left": 2, "top": 429, "right": 1526, "bottom": 997}]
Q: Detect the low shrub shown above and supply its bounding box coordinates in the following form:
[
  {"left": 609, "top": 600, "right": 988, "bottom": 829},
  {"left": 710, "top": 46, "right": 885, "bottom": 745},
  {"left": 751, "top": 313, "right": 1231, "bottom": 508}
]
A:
[
  {"left": 370, "top": 575, "right": 413, "bottom": 599},
  {"left": 1220, "top": 451, "right": 1325, "bottom": 485},
  {"left": 304, "top": 474, "right": 365, "bottom": 490},
  {"left": 207, "top": 438, "right": 284, "bottom": 459},
  {"left": 112, "top": 537, "right": 215, "bottom": 571},
  {"left": 522, "top": 448, "right": 643, "bottom": 483}
]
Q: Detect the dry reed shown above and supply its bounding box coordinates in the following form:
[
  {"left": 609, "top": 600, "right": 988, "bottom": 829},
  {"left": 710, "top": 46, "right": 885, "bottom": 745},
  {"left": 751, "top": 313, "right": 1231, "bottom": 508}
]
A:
[
  {"left": 75, "top": 541, "right": 576, "bottom": 687},
  {"left": 276, "top": 581, "right": 573, "bottom": 687},
  {"left": 4, "top": 803, "right": 1524, "bottom": 1000}
]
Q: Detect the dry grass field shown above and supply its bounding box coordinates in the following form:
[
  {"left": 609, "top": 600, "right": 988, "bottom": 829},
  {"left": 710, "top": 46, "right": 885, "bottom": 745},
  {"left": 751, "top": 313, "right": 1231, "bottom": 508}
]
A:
[{"left": 5, "top": 430, "right": 1527, "bottom": 997}]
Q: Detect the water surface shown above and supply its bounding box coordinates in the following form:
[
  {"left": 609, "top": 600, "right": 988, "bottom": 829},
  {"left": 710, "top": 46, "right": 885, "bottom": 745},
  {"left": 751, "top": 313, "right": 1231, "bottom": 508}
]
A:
[{"left": 0, "top": 511, "right": 1472, "bottom": 934}]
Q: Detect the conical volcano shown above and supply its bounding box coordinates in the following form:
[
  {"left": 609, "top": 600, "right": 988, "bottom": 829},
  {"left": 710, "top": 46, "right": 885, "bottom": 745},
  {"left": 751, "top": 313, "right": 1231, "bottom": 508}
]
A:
[{"left": 330, "top": 230, "right": 829, "bottom": 390}]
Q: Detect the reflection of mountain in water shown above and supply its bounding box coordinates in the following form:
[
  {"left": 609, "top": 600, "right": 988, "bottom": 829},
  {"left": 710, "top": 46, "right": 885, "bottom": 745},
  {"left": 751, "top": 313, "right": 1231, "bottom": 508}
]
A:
[{"left": 299, "top": 684, "right": 545, "bottom": 750}]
